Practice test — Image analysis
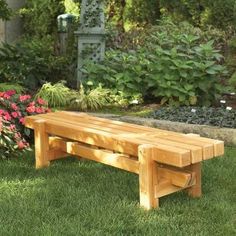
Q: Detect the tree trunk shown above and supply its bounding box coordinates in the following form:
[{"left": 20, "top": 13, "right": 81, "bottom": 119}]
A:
[{"left": 117, "top": 0, "right": 126, "bottom": 32}]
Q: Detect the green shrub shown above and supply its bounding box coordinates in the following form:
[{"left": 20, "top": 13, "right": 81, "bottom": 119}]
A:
[
  {"left": 107, "top": 90, "right": 143, "bottom": 107},
  {"left": 20, "top": 0, "right": 65, "bottom": 37},
  {"left": 107, "top": 17, "right": 228, "bottom": 52},
  {"left": 161, "top": 0, "right": 236, "bottom": 31},
  {"left": 0, "top": 83, "right": 25, "bottom": 94},
  {"left": 0, "top": 0, "right": 11, "bottom": 20},
  {"left": 35, "top": 81, "right": 72, "bottom": 108},
  {"left": 0, "top": 38, "right": 70, "bottom": 90},
  {"left": 84, "top": 19, "right": 228, "bottom": 106},
  {"left": 228, "top": 72, "right": 236, "bottom": 89}
]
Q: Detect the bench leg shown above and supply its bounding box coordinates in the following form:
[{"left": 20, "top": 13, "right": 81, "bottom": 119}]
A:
[
  {"left": 138, "top": 144, "right": 159, "bottom": 210},
  {"left": 185, "top": 163, "right": 202, "bottom": 197},
  {"left": 34, "top": 120, "right": 50, "bottom": 169}
]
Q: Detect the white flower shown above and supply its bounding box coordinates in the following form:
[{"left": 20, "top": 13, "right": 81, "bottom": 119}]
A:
[
  {"left": 191, "top": 109, "right": 196, "bottom": 113},
  {"left": 130, "top": 99, "right": 139, "bottom": 105},
  {"left": 226, "top": 106, "right": 232, "bottom": 111},
  {"left": 220, "top": 100, "right": 226, "bottom": 104}
]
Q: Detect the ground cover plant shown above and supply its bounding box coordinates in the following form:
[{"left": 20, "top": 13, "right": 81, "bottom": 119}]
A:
[
  {"left": 0, "top": 147, "right": 235, "bottom": 235},
  {"left": 152, "top": 106, "right": 236, "bottom": 128}
]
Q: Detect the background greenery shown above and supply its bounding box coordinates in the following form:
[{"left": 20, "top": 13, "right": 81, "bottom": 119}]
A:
[
  {"left": 0, "top": 0, "right": 236, "bottom": 107},
  {"left": 0, "top": 0, "right": 11, "bottom": 20}
]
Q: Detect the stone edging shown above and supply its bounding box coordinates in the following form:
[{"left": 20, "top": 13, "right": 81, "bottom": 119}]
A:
[{"left": 91, "top": 113, "right": 236, "bottom": 146}]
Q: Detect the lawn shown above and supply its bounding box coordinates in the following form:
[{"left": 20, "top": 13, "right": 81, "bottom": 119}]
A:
[{"left": 0, "top": 148, "right": 235, "bottom": 236}]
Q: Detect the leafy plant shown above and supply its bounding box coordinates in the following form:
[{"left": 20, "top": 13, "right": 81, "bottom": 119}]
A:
[
  {"left": 84, "top": 19, "right": 229, "bottom": 106},
  {"left": 228, "top": 72, "right": 236, "bottom": 89},
  {"left": 106, "top": 90, "right": 143, "bottom": 107},
  {"left": 35, "top": 81, "right": 72, "bottom": 108},
  {"left": 83, "top": 37, "right": 227, "bottom": 106},
  {"left": 20, "top": 0, "right": 65, "bottom": 37},
  {"left": 0, "top": 83, "right": 25, "bottom": 94},
  {"left": 0, "top": 39, "right": 70, "bottom": 90},
  {"left": 161, "top": 0, "right": 236, "bottom": 31},
  {"left": 0, "top": 0, "right": 11, "bottom": 20},
  {"left": 70, "top": 85, "right": 110, "bottom": 111}
]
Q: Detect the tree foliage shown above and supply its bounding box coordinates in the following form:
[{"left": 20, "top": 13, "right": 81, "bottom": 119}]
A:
[
  {"left": 20, "top": 0, "right": 65, "bottom": 37},
  {"left": 0, "top": 0, "right": 11, "bottom": 20},
  {"left": 105, "top": 0, "right": 236, "bottom": 31}
]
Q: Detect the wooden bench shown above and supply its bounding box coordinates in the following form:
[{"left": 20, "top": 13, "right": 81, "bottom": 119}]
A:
[{"left": 25, "top": 111, "right": 224, "bottom": 210}]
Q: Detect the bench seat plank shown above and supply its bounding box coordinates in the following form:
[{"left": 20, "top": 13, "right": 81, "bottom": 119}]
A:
[
  {"left": 31, "top": 113, "right": 203, "bottom": 162},
  {"left": 25, "top": 112, "right": 224, "bottom": 167},
  {"left": 27, "top": 112, "right": 222, "bottom": 164},
  {"left": 25, "top": 116, "right": 191, "bottom": 167},
  {"left": 57, "top": 112, "right": 224, "bottom": 157}
]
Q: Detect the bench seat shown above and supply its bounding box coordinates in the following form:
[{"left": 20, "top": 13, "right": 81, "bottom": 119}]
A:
[{"left": 25, "top": 111, "right": 224, "bottom": 210}]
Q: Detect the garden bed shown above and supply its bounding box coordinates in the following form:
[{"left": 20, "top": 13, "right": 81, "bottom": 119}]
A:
[
  {"left": 152, "top": 106, "right": 236, "bottom": 128},
  {"left": 92, "top": 109, "right": 236, "bottom": 146}
]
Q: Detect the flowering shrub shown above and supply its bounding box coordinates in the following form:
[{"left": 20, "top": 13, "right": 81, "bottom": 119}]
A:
[
  {"left": 0, "top": 90, "right": 50, "bottom": 158},
  {"left": 0, "top": 117, "right": 29, "bottom": 158}
]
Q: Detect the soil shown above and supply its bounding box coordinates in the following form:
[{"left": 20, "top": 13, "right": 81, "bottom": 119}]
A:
[{"left": 223, "top": 94, "right": 236, "bottom": 109}]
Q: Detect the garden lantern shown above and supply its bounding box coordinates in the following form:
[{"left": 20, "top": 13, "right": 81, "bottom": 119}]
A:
[{"left": 57, "top": 13, "right": 75, "bottom": 54}]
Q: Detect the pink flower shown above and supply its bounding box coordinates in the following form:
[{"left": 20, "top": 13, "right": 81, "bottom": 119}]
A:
[
  {"left": 17, "top": 140, "right": 25, "bottom": 149},
  {"left": 11, "top": 112, "right": 18, "bottom": 118},
  {"left": 35, "top": 107, "right": 44, "bottom": 114},
  {"left": 19, "top": 95, "right": 31, "bottom": 102},
  {"left": 11, "top": 103, "right": 18, "bottom": 111},
  {"left": 3, "top": 112, "right": 11, "bottom": 121},
  {"left": 26, "top": 106, "right": 35, "bottom": 113},
  {"left": 0, "top": 109, "right": 4, "bottom": 115},
  {"left": 19, "top": 117, "right": 25, "bottom": 125},
  {"left": 37, "top": 98, "right": 46, "bottom": 105},
  {"left": 14, "top": 132, "right": 21, "bottom": 139},
  {"left": 28, "top": 101, "right": 35, "bottom": 107},
  {"left": 3, "top": 94, "right": 10, "bottom": 99},
  {"left": 10, "top": 124, "right": 16, "bottom": 131},
  {"left": 5, "top": 90, "right": 16, "bottom": 96}
]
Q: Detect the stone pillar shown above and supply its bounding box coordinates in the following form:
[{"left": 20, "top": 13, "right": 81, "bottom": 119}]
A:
[{"left": 75, "top": 0, "right": 105, "bottom": 85}]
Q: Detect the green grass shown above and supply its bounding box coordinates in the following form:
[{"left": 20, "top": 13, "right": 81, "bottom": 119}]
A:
[
  {"left": 0, "top": 148, "right": 235, "bottom": 236},
  {"left": 97, "top": 105, "right": 154, "bottom": 117}
]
